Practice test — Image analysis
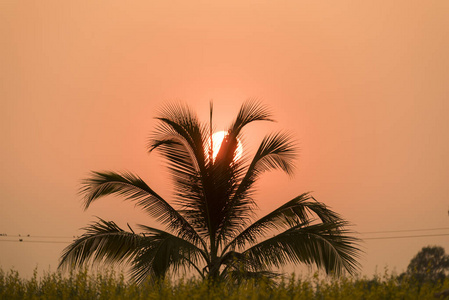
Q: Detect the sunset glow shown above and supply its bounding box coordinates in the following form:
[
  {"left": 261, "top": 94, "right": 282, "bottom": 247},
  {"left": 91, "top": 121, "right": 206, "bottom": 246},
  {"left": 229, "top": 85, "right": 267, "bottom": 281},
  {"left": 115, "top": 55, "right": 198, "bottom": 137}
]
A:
[
  {"left": 207, "top": 131, "right": 243, "bottom": 161},
  {"left": 1, "top": 0, "right": 448, "bottom": 281}
]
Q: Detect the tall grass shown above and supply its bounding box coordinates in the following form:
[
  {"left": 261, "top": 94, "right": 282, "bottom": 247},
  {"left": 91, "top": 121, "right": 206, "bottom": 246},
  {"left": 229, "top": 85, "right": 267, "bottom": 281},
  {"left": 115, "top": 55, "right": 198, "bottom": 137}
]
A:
[{"left": 1, "top": 267, "right": 447, "bottom": 299}]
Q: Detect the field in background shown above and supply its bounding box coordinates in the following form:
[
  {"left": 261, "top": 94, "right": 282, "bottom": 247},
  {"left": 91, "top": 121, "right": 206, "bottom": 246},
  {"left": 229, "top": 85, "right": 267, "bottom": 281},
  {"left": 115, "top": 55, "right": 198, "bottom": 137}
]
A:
[{"left": 1, "top": 267, "right": 447, "bottom": 300}]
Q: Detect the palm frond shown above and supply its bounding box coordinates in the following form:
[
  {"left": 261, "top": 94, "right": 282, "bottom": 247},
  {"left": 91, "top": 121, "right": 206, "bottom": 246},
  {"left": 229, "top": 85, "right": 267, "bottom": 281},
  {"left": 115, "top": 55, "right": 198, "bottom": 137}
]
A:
[
  {"left": 212, "top": 163, "right": 257, "bottom": 247},
  {"left": 251, "top": 132, "right": 297, "bottom": 176},
  {"left": 130, "top": 224, "right": 206, "bottom": 283},
  {"left": 217, "top": 100, "right": 272, "bottom": 167},
  {"left": 242, "top": 221, "right": 361, "bottom": 276},
  {"left": 150, "top": 136, "right": 198, "bottom": 177},
  {"left": 230, "top": 100, "right": 274, "bottom": 134},
  {"left": 149, "top": 102, "right": 208, "bottom": 172},
  {"left": 218, "top": 250, "right": 279, "bottom": 283},
  {"left": 80, "top": 171, "right": 202, "bottom": 245},
  {"left": 58, "top": 218, "right": 143, "bottom": 270},
  {"left": 233, "top": 132, "right": 297, "bottom": 205},
  {"left": 212, "top": 131, "right": 296, "bottom": 246},
  {"left": 150, "top": 136, "right": 209, "bottom": 236},
  {"left": 225, "top": 193, "right": 344, "bottom": 251},
  {"left": 148, "top": 103, "right": 216, "bottom": 240},
  {"left": 214, "top": 132, "right": 297, "bottom": 247}
]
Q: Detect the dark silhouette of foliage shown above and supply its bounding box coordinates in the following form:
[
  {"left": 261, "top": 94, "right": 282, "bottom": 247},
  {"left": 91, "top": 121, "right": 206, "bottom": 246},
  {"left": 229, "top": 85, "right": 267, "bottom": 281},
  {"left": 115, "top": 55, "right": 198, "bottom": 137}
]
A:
[
  {"left": 404, "top": 246, "right": 449, "bottom": 284},
  {"left": 59, "top": 101, "right": 361, "bottom": 283}
]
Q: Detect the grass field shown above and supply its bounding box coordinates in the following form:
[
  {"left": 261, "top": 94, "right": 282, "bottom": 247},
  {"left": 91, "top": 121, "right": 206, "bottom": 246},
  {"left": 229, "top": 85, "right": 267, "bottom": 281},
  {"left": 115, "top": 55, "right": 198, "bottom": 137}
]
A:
[{"left": 1, "top": 267, "right": 447, "bottom": 299}]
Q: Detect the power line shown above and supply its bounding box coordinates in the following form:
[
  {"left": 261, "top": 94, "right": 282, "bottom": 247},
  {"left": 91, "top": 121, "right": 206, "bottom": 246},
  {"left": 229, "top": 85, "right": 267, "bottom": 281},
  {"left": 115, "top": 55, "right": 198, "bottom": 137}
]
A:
[
  {"left": 2, "top": 226, "right": 449, "bottom": 244},
  {"left": 3, "top": 227, "right": 449, "bottom": 240},
  {"left": 364, "top": 233, "right": 449, "bottom": 240},
  {"left": 5, "top": 226, "right": 449, "bottom": 239},
  {"left": 358, "top": 227, "right": 449, "bottom": 235},
  {"left": 5, "top": 235, "right": 75, "bottom": 239},
  {"left": 1, "top": 232, "right": 449, "bottom": 244},
  {"left": 0, "top": 239, "right": 70, "bottom": 244}
]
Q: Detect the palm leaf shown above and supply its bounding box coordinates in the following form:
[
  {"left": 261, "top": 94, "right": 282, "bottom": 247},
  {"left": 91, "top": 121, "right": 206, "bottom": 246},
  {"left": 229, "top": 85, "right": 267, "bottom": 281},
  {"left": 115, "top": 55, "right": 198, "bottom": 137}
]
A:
[
  {"left": 215, "top": 100, "right": 273, "bottom": 172},
  {"left": 218, "top": 250, "right": 279, "bottom": 283},
  {"left": 80, "top": 171, "right": 202, "bottom": 245},
  {"left": 149, "top": 102, "right": 208, "bottom": 173},
  {"left": 225, "top": 193, "right": 345, "bottom": 251},
  {"left": 130, "top": 224, "right": 206, "bottom": 283},
  {"left": 148, "top": 103, "right": 215, "bottom": 240},
  {"left": 214, "top": 131, "right": 297, "bottom": 246},
  {"left": 233, "top": 132, "right": 297, "bottom": 205},
  {"left": 58, "top": 218, "right": 143, "bottom": 270},
  {"left": 242, "top": 221, "right": 361, "bottom": 276},
  {"left": 213, "top": 100, "right": 273, "bottom": 173},
  {"left": 230, "top": 100, "right": 274, "bottom": 134}
]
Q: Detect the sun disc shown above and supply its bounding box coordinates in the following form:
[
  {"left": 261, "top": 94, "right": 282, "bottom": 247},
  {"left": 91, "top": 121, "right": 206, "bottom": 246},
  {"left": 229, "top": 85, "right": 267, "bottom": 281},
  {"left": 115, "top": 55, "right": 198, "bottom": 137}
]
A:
[{"left": 208, "top": 131, "right": 243, "bottom": 161}]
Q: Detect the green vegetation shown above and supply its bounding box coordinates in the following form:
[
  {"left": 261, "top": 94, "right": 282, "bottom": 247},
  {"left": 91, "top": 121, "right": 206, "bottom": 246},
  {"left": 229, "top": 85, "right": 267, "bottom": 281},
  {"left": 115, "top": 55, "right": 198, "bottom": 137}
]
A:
[
  {"left": 1, "top": 267, "right": 448, "bottom": 300},
  {"left": 60, "top": 101, "right": 360, "bottom": 282},
  {"left": 399, "top": 246, "right": 449, "bottom": 284}
]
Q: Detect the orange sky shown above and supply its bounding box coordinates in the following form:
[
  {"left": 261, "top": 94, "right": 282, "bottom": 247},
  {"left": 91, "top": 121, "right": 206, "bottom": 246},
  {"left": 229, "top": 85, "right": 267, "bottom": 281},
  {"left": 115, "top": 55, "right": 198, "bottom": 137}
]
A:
[{"left": 1, "top": 1, "right": 449, "bottom": 278}]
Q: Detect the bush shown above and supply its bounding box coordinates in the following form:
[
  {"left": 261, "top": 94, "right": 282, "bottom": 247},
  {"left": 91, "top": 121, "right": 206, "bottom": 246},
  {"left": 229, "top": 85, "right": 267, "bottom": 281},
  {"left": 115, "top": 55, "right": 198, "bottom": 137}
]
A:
[{"left": 1, "top": 267, "right": 448, "bottom": 299}]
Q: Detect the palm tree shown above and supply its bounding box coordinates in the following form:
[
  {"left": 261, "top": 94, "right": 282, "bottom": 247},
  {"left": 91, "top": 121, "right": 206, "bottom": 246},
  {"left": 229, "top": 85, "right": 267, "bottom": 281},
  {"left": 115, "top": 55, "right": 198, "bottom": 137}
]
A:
[{"left": 59, "top": 101, "right": 361, "bottom": 283}]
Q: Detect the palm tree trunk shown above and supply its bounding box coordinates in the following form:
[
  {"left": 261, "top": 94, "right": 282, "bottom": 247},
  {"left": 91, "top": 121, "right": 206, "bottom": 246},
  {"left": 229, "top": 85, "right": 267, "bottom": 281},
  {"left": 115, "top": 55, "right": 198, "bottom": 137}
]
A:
[{"left": 208, "top": 232, "right": 221, "bottom": 279}]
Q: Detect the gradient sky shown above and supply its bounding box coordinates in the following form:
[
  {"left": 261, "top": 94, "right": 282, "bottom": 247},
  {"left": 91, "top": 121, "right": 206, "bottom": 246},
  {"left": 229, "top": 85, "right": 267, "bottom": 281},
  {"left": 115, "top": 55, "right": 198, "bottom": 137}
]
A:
[{"left": 1, "top": 1, "right": 449, "bottom": 278}]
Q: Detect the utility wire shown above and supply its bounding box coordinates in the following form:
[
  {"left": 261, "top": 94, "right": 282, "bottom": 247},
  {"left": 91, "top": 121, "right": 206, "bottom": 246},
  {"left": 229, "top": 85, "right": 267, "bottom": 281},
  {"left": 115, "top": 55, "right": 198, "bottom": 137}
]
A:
[
  {"left": 358, "top": 227, "right": 449, "bottom": 235},
  {"left": 364, "top": 233, "right": 449, "bottom": 240},
  {"left": 3, "top": 226, "right": 449, "bottom": 239},
  {"left": 4, "top": 235, "right": 75, "bottom": 239},
  {"left": 2, "top": 232, "right": 449, "bottom": 244},
  {"left": 0, "top": 240, "right": 70, "bottom": 244}
]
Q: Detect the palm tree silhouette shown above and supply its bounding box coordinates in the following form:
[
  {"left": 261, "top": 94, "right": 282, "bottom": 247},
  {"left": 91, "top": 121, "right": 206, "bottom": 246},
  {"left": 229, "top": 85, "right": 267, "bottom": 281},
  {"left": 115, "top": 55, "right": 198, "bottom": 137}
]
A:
[{"left": 59, "top": 101, "right": 361, "bottom": 282}]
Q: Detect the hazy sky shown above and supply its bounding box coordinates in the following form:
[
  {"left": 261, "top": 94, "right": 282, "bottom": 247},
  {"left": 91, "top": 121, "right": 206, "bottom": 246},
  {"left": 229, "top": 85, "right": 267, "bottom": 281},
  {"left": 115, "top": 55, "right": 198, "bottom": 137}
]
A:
[{"left": 1, "top": 1, "right": 449, "bottom": 278}]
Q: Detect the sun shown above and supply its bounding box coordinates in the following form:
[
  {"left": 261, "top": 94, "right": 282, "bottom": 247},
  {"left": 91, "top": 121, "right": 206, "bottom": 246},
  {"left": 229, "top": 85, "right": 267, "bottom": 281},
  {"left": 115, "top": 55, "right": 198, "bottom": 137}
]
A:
[{"left": 207, "top": 131, "right": 243, "bottom": 161}]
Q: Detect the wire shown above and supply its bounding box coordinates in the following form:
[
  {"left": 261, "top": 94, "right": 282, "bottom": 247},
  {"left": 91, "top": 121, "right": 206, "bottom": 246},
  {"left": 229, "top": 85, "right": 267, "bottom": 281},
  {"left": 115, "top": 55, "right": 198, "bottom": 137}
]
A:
[
  {"left": 3, "top": 226, "right": 449, "bottom": 239},
  {"left": 0, "top": 240, "right": 70, "bottom": 244},
  {"left": 358, "top": 227, "right": 449, "bottom": 235},
  {"left": 5, "top": 235, "right": 75, "bottom": 239},
  {"left": 2, "top": 227, "right": 449, "bottom": 243},
  {"left": 2, "top": 232, "right": 449, "bottom": 244},
  {"left": 364, "top": 233, "right": 449, "bottom": 240}
]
